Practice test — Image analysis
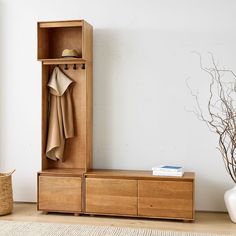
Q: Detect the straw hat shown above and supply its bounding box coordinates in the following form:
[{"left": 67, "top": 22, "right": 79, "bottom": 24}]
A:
[{"left": 62, "top": 49, "right": 80, "bottom": 58}]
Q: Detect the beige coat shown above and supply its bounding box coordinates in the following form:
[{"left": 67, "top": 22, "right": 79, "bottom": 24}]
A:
[{"left": 46, "top": 66, "right": 75, "bottom": 161}]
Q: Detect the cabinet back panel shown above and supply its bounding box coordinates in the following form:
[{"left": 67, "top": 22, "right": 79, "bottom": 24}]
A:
[{"left": 42, "top": 65, "right": 88, "bottom": 169}]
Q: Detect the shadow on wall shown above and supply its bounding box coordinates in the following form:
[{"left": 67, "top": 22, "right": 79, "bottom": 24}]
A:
[
  {"left": 93, "top": 28, "right": 115, "bottom": 168},
  {"left": 196, "top": 174, "right": 229, "bottom": 211}
]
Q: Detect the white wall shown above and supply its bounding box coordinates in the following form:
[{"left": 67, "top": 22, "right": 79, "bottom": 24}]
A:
[{"left": 0, "top": 0, "right": 236, "bottom": 211}]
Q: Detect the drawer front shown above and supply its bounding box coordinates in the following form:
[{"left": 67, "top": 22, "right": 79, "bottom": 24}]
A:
[
  {"left": 38, "top": 176, "right": 81, "bottom": 212},
  {"left": 86, "top": 178, "right": 137, "bottom": 216},
  {"left": 138, "top": 180, "right": 193, "bottom": 219}
]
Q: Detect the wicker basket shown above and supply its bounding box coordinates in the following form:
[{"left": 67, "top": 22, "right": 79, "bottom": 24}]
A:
[{"left": 0, "top": 170, "right": 15, "bottom": 216}]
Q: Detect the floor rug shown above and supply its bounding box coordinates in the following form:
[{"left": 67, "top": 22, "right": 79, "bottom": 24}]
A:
[{"left": 0, "top": 220, "right": 234, "bottom": 236}]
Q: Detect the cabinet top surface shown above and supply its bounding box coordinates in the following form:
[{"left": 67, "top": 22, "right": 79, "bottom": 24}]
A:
[
  {"left": 38, "top": 168, "right": 85, "bottom": 176},
  {"left": 38, "top": 20, "right": 91, "bottom": 28},
  {"left": 85, "top": 169, "right": 195, "bottom": 180},
  {"left": 38, "top": 169, "right": 195, "bottom": 180},
  {"left": 38, "top": 19, "right": 84, "bottom": 23}
]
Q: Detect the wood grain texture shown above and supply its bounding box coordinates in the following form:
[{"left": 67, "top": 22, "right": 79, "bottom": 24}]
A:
[
  {"left": 39, "top": 20, "right": 93, "bottom": 171},
  {"left": 138, "top": 180, "right": 194, "bottom": 220},
  {"left": 86, "top": 178, "right": 137, "bottom": 216},
  {"left": 85, "top": 61, "right": 93, "bottom": 171},
  {"left": 192, "top": 177, "right": 196, "bottom": 220},
  {"left": 49, "top": 27, "right": 83, "bottom": 59},
  {"left": 38, "top": 20, "right": 93, "bottom": 215},
  {"left": 39, "top": 58, "right": 86, "bottom": 65},
  {"left": 38, "top": 168, "right": 85, "bottom": 177},
  {"left": 38, "top": 25, "right": 49, "bottom": 59},
  {"left": 83, "top": 21, "right": 93, "bottom": 171},
  {"left": 45, "top": 65, "right": 87, "bottom": 169},
  {"left": 38, "top": 21, "right": 87, "bottom": 60},
  {"left": 38, "top": 176, "right": 81, "bottom": 213},
  {"left": 39, "top": 20, "right": 83, "bottom": 28},
  {"left": 41, "top": 65, "right": 50, "bottom": 171},
  {"left": 85, "top": 169, "right": 195, "bottom": 181},
  {"left": 82, "top": 21, "right": 93, "bottom": 62},
  {"left": 40, "top": 64, "right": 90, "bottom": 170}
]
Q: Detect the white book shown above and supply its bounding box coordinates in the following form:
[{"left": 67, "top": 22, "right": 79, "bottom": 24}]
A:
[
  {"left": 152, "top": 165, "right": 183, "bottom": 172},
  {"left": 152, "top": 170, "right": 183, "bottom": 177}
]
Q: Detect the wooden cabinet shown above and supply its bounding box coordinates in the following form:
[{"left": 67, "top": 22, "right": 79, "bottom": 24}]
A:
[
  {"left": 38, "top": 175, "right": 82, "bottom": 213},
  {"left": 37, "top": 20, "right": 93, "bottom": 214},
  {"left": 85, "top": 170, "right": 195, "bottom": 220},
  {"left": 38, "top": 20, "right": 93, "bottom": 172},
  {"left": 138, "top": 180, "right": 194, "bottom": 220},
  {"left": 37, "top": 20, "right": 195, "bottom": 221},
  {"left": 86, "top": 178, "right": 137, "bottom": 216}
]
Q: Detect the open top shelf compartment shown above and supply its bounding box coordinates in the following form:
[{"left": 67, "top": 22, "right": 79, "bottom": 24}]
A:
[{"left": 38, "top": 20, "right": 92, "bottom": 61}]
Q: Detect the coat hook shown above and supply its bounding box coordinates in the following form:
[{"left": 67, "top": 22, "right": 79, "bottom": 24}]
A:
[
  {"left": 81, "top": 64, "right": 85, "bottom": 70},
  {"left": 73, "top": 64, "right": 77, "bottom": 70},
  {"left": 64, "top": 64, "right": 69, "bottom": 70}
]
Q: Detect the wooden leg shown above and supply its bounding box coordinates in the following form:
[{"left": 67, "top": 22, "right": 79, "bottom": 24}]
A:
[
  {"left": 74, "top": 213, "right": 80, "bottom": 216},
  {"left": 183, "top": 220, "right": 193, "bottom": 223},
  {"left": 90, "top": 214, "right": 95, "bottom": 217},
  {"left": 42, "top": 211, "right": 48, "bottom": 215}
]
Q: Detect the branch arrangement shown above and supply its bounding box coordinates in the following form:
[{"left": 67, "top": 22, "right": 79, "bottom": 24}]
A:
[{"left": 189, "top": 53, "right": 236, "bottom": 183}]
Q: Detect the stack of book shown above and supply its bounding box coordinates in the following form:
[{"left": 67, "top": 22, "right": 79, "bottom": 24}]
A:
[{"left": 152, "top": 165, "right": 183, "bottom": 177}]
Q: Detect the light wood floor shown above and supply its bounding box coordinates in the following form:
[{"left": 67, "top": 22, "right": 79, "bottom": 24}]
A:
[{"left": 1, "top": 203, "right": 236, "bottom": 235}]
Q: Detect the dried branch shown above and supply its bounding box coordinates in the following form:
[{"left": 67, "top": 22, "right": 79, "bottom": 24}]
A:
[{"left": 188, "top": 53, "right": 236, "bottom": 183}]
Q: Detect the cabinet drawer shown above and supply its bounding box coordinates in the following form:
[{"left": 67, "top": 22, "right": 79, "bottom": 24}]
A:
[
  {"left": 38, "top": 176, "right": 81, "bottom": 212},
  {"left": 86, "top": 178, "right": 137, "bottom": 215},
  {"left": 138, "top": 180, "right": 193, "bottom": 219}
]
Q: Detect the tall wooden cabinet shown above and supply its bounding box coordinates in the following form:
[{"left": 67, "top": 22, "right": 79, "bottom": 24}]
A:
[
  {"left": 37, "top": 19, "right": 195, "bottom": 221},
  {"left": 37, "top": 20, "right": 93, "bottom": 214}
]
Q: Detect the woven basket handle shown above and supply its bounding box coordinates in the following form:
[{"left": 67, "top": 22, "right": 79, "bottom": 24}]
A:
[{"left": 7, "top": 169, "right": 15, "bottom": 176}]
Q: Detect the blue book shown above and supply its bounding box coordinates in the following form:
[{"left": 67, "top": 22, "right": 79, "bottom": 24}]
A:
[{"left": 152, "top": 165, "right": 183, "bottom": 172}]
